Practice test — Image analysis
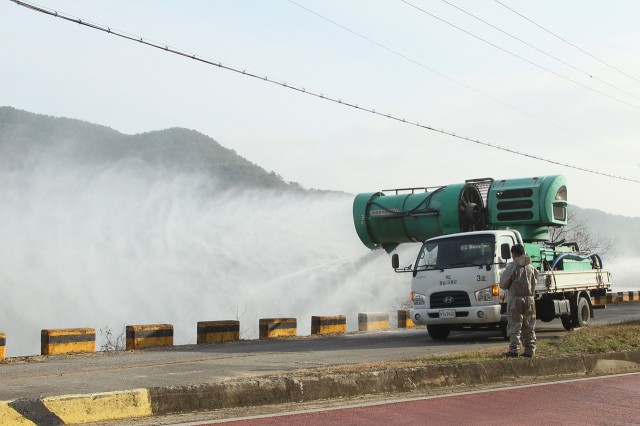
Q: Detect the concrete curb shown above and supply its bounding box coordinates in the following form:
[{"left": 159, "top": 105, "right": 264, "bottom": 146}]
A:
[
  {"left": 2, "top": 389, "right": 152, "bottom": 425},
  {"left": 3, "top": 350, "right": 639, "bottom": 425},
  {"left": 147, "top": 350, "right": 640, "bottom": 415}
]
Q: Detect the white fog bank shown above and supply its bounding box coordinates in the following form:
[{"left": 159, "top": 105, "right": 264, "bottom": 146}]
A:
[
  {"left": 1, "top": 155, "right": 635, "bottom": 357},
  {"left": 0, "top": 159, "right": 416, "bottom": 357}
]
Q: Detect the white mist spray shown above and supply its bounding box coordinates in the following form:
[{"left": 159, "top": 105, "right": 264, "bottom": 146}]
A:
[{"left": 0, "top": 153, "right": 417, "bottom": 357}]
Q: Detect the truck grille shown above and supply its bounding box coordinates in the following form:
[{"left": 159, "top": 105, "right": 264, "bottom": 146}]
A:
[{"left": 430, "top": 291, "right": 471, "bottom": 308}]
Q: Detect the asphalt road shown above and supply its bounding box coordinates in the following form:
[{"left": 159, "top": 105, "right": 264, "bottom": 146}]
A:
[{"left": 1, "top": 304, "right": 639, "bottom": 401}]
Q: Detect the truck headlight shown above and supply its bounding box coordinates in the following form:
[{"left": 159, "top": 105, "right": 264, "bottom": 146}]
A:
[
  {"left": 411, "top": 291, "right": 426, "bottom": 306},
  {"left": 475, "top": 284, "right": 498, "bottom": 302}
]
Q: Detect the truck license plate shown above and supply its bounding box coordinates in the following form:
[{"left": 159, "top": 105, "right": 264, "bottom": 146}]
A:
[{"left": 439, "top": 309, "right": 456, "bottom": 319}]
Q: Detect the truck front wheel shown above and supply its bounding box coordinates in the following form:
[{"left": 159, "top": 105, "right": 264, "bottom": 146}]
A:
[
  {"left": 500, "top": 321, "right": 509, "bottom": 340},
  {"left": 427, "top": 324, "right": 450, "bottom": 340}
]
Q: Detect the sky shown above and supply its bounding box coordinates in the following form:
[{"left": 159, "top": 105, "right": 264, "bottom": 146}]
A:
[{"left": 2, "top": 0, "right": 640, "bottom": 218}]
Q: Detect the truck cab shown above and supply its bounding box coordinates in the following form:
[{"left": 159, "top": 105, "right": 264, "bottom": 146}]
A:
[{"left": 403, "top": 230, "right": 520, "bottom": 340}]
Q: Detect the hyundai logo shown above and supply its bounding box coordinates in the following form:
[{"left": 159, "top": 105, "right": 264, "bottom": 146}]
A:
[{"left": 443, "top": 296, "right": 455, "bottom": 304}]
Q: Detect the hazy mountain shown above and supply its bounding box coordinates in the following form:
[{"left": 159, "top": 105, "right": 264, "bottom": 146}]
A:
[
  {"left": 0, "top": 106, "right": 305, "bottom": 191},
  {"left": 570, "top": 205, "right": 640, "bottom": 254}
]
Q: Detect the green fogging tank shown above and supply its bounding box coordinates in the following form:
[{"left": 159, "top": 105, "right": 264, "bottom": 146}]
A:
[{"left": 353, "top": 175, "right": 567, "bottom": 252}]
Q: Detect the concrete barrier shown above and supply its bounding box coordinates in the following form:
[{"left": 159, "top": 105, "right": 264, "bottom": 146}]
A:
[
  {"left": 259, "top": 318, "right": 297, "bottom": 339},
  {"left": 617, "top": 292, "right": 630, "bottom": 303},
  {"left": 606, "top": 293, "right": 618, "bottom": 304},
  {"left": 0, "top": 332, "right": 5, "bottom": 360},
  {"left": 358, "top": 312, "right": 389, "bottom": 332},
  {"left": 41, "top": 328, "right": 96, "bottom": 355},
  {"left": 311, "top": 315, "right": 346, "bottom": 335},
  {"left": 197, "top": 321, "right": 240, "bottom": 344},
  {"left": 593, "top": 290, "right": 640, "bottom": 306},
  {"left": 126, "top": 324, "right": 173, "bottom": 350},
  {"left": 397, "top": 310, "right": 416, "bottom": 328}
]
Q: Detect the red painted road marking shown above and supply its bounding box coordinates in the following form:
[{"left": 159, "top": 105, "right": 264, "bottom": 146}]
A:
[{"left": 206, "top": 373, "right": 640, "bottom": 425}]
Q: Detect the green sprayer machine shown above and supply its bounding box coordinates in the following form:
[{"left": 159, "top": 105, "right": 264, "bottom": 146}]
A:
[{"left": 353, "top": 175, "right": 610, "bottom": 339}]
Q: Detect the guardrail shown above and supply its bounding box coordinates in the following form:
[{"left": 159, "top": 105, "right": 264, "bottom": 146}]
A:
[
  {"left": 0, "top": 311, "right": 412, "bottom": 359},
  {"left": 0, "top": 292, "right": 638, "bottom": 360}
]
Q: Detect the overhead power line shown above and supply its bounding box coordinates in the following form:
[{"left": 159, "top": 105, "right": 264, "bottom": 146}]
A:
[
  {"left": 400, "top": 0, "right": 640, "bottom": 111},
  {"left": 287, "top": 0, "right": 634, "bottom": 157},
  {"left": 9, "top": 0, "right": 640, "bottom": 184},
  {"left": 494, "top": 0, "right": 640, "bottom": 86},
  {"left": 440, "top": 0, "right": 640, "bottom": 103}
]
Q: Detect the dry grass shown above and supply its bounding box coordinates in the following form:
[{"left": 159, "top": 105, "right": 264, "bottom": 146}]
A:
[
  {"left": 418, "top": 320, "right": 640, "bottom": 364},
  {"left": 421, "top": 320, "right": 640, "bottom": 364},
  {"left": 537, "top": 320, "right": 640, "bottom": 356},
  {"left": 288, "top": 320, "right": 640, "bottom": 376}
]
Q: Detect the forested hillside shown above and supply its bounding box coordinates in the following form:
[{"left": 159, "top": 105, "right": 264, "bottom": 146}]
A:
[{"left": 0, "top": 106, "right": 303, "bottom": 191}]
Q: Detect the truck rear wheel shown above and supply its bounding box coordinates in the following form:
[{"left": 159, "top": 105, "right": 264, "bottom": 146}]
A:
[
  {"left": 427, "top": 324, "right": 450, "bottom": 340},
  {"left": 571, "top": 296, "right": 591, "bottom": 328}
]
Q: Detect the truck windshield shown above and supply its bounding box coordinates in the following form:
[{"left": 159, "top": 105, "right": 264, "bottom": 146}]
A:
[{"left": 415, "top": 234, "right": 495, "bottom": 271}]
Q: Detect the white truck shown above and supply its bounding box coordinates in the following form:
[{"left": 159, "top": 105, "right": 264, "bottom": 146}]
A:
[
  {"left": 353, "top": 175, "right": 612, "bottom": 339},
  {"left": 392, "top": 229, "right": 611, "bottom": 339}
]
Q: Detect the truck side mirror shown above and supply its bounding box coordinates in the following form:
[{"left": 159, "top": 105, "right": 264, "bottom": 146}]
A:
[
  {"left": 501, "top": 243, "right": 511, "bottom": 260},
  {"left": 391, "top": 253, "right": 399, "bottom": 269}
]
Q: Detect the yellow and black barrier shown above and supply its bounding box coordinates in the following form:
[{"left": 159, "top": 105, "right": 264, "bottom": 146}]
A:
[
  {"left": 397, "top": 310, "right": 415, "bottom": 328},
  {"left": 41, "top": 328, "right": 95, "bottom": 355},
  {"left": 126, "top": 324, "right": 173, "bottom": 350},
  {"left": 606, "top": 293, "right": 619, "bottom": 304},
  {"left": 197, "top": 320, "right": 240, "bottom": 344},
  {"left": 358, "top": 312, "right": 389, "bottom": 332},
  {"left": 311, "top": 315, "right": 346, "bottom": 335},
  {"left": 10, "top": 289, "right": 640, "bottom": 361},
  {"left": 0, "top": 331, "right": 5, "bottom": 360},
  {"left": 592, "top": 291, "right": 640, "bottom": 307},
  {"left": 259, "top": 318, "right": 297, "bottom": 339}
]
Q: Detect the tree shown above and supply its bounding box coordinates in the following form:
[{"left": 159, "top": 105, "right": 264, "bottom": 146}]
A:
[{"left": 548, "top": 207, "right": 616, "bottom": 260}]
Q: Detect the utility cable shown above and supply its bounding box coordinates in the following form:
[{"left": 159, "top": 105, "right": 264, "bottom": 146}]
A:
[
  {"left": 288, "top": 0, "right": 634, "bottom": 157},
  {"left": 400, "top": 0, "right": 640, "bottom": 111},
  {"left": 494, "top": 0, "right": 640, "bottom": 85},
  {"left": 440, "top": 0, "right": 640, "bottom": 103},
  {"left": 9, "top": 0, "right": 640, "bottom": 184}
]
